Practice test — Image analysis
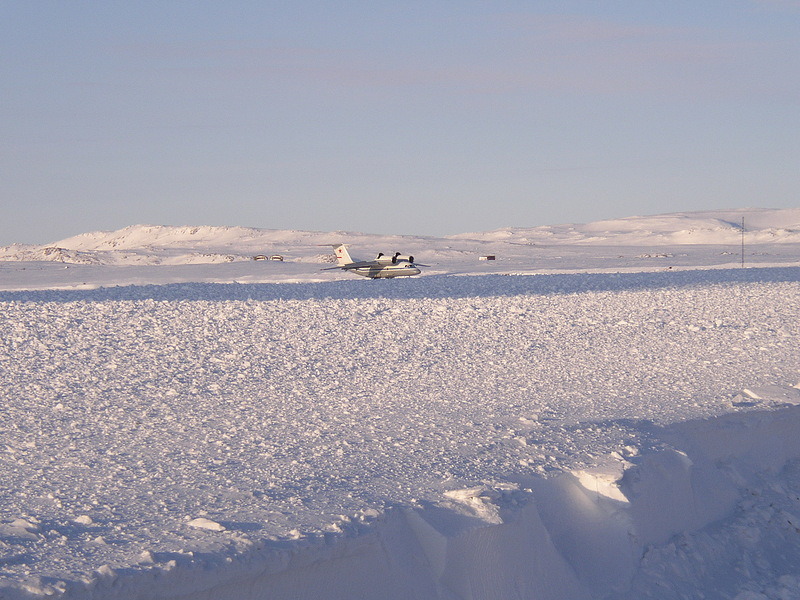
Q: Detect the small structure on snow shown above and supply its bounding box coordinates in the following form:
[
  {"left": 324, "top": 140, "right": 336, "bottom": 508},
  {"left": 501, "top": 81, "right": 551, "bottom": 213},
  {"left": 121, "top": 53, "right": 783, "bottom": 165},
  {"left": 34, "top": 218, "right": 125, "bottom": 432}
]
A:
[{"left": 253, "top": 255, "right": 284, "bottom": 261}]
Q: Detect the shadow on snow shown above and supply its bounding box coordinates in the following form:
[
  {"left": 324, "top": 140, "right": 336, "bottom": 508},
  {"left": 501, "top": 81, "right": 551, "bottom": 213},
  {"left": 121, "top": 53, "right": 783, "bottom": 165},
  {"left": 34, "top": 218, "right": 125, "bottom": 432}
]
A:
[{"left": 2, "top": 266, "right": 800, "bottom": 303}]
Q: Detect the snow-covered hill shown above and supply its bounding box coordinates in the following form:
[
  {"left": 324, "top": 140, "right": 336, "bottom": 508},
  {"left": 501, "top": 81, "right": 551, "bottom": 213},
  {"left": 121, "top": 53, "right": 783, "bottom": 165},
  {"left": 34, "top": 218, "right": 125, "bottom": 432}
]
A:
[
  {"left": 0, "top": 224, "right": 438, "bottom": 267},
  {"left": 452, "top": 207, "right": 800, "bottom": 246},
  {"left": 1, "top": 208, "right": 799, "bottom": 271},
  {"left": 1, "top": 209, "right": 800, "bottom": 599}
]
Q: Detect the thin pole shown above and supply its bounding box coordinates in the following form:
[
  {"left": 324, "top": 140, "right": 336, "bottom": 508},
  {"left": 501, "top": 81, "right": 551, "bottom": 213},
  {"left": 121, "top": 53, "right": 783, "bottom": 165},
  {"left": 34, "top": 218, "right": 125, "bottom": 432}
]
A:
[{"left": 741, "top": 217, "right": 745, "bottom": 268}]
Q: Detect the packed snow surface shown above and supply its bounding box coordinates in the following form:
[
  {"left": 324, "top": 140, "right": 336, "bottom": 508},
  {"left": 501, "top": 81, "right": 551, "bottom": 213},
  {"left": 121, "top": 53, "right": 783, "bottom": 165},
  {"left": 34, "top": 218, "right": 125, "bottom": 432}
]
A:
[{"left": 1, "top": 209, "right": 800, "bottom": 599}]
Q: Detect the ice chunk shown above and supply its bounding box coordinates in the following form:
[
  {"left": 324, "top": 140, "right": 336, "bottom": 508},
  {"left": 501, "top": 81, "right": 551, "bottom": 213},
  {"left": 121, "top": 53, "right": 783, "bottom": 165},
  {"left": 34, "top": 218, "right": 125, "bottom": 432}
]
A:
[{"left": 186, "top": 517, "right": 226, "bottom": 531}]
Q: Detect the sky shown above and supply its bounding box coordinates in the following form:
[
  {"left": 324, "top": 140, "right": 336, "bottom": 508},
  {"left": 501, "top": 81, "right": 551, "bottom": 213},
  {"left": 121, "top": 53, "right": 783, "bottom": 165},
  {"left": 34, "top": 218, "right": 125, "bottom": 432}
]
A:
[{"left": 1, "top": 1, "right": 799, "bottom": 245}]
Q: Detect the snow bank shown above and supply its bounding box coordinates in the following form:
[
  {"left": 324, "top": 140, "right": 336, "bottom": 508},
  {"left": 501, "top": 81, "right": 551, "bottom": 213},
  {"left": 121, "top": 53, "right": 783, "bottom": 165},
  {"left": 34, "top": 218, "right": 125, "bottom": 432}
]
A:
[{"left": 6, "top": 407, "right": 800, "bottom": 599}]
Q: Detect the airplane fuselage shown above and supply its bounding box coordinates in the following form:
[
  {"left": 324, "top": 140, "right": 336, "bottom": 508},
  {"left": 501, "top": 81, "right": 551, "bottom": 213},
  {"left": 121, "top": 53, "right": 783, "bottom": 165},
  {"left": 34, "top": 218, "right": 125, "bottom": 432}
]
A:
[{"left": 352, "top": 264, "right": 421, "bottom": 278}]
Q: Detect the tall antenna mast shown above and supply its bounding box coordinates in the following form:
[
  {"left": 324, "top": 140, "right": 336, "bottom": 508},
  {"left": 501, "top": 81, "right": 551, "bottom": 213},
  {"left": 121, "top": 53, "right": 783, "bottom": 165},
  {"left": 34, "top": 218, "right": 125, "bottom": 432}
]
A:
[{"left": 741, "top": 217, "right": 745, "bottom": 268}]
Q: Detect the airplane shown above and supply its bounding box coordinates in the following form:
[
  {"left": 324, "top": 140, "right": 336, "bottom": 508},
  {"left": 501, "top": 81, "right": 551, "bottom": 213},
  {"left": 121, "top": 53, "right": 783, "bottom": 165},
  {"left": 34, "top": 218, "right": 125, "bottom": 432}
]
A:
[{"left": 322, "top": 244, "right": 427, "bottom": 278}]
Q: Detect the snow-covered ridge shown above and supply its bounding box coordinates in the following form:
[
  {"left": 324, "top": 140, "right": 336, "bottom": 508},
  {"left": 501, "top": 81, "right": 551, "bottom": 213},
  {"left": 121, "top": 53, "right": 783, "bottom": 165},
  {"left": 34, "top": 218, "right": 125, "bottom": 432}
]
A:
[
  {"left": 450, "top": 207, "right": 800, "bottom": 246},
  {"left": 0, "top": 245, "right": 102, "bottom": 265},
  {"left": 1, "top": 208, "right": 799, "bottom": 267}
]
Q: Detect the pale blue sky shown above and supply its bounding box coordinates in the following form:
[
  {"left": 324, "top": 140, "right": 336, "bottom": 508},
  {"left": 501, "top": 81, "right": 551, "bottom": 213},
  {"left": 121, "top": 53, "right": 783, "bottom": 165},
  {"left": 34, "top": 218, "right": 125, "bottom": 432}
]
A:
[{"left": 2, "top": 1, "right": 798, "bottom": 244}]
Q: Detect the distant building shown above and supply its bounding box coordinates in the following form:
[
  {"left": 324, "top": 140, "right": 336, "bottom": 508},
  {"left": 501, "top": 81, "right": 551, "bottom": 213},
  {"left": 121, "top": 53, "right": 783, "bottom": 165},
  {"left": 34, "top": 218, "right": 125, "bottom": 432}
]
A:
[{"left": 252, "top": 254, "right": 284, "bottom": 261}]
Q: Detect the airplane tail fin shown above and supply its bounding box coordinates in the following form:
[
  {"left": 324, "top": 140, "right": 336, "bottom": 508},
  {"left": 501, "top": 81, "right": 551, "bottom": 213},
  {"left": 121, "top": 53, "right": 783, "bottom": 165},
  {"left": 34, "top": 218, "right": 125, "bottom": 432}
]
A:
[{"left": 333, "top": 244, "right": 353, "bottom": 266}]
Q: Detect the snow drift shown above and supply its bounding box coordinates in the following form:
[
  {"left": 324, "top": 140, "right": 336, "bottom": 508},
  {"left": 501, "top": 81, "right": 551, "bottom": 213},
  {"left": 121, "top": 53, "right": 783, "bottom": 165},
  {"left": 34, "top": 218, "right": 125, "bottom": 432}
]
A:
[{"left": 7, "top": 405, "right": 800, "bottom": 600}]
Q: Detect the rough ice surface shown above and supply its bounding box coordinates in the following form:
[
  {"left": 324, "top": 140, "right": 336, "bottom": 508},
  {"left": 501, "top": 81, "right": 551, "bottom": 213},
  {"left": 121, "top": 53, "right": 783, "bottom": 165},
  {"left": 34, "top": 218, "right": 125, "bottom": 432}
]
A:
[{"left": 1, "top": 209, "right": 800, "bottom": 599}]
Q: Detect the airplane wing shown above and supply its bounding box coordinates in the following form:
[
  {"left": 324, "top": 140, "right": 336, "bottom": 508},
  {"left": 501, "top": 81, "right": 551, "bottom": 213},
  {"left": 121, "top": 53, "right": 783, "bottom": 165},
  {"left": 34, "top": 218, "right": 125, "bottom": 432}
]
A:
[
  {"left": 343, "top": 260, "right": 382, "bottom": 269},
  {"left": 322, "top": 260, "right": 381, "bottom": 271}
]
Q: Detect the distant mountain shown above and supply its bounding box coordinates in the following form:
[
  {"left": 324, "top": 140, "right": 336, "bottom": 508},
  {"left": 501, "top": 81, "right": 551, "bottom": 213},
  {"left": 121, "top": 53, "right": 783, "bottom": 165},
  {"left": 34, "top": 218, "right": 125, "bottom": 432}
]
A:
[
  {"left": 1, "top": 208, "right": 798, "bottom": 266},
  {"left": 450, "top": 208, "right": 800, "bottom": 246}
]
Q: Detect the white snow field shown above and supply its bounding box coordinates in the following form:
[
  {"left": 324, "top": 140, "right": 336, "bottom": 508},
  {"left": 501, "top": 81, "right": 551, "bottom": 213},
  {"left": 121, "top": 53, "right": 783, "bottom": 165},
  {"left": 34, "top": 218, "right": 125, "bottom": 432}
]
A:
[{"left": 1, "top": 208, "right": 800, "bottom": 599}]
